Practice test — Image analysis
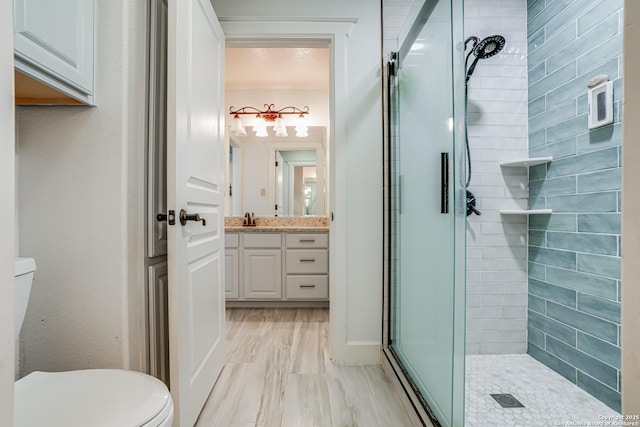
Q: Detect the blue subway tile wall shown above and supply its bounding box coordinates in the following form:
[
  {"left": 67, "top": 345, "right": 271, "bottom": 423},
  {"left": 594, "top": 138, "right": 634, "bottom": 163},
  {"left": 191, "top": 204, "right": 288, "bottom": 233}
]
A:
[{"left": 527, "top": 0, "right": 622, "bottom": 412}]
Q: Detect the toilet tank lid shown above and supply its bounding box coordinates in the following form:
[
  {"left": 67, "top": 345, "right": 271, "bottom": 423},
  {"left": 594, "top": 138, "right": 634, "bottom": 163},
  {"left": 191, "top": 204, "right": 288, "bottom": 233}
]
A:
[{"left": 14, "top": 258, "right": 36, "bottom": 277}]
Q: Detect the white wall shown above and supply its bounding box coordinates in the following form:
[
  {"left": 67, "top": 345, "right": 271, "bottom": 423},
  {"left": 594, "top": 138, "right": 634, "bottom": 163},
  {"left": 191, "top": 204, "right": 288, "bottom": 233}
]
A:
[
  {"left": 16, "top": 0, "right": 147, "bottom": 375},
  {"left": 464, "top": 0, "right": 529, "bottom": 354},
  {"left": 238, "top": 137, "right": 271, "bottom": 215},
  {"left": 214, "top": 0, "right": 384, "bottom": 363},
  {"left": 0, "top": 0, "right": 15, "bottom": 422}
]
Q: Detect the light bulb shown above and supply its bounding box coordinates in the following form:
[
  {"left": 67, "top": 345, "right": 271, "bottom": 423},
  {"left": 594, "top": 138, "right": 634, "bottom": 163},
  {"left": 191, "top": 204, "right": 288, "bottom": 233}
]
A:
[
  {"left": 253, "top": 114, "right": 267, "bottom": 137},
  {"left": 295, "top": 114, "right": 308, "bottom": 137},
  {"left": 274, "top": 116, "right": 288, "bottom": 137},
  {"left": 256, "top": 126, "right": 268, "bottom": 137},
  {"left": 230, "top": 115, "right": 247, "bottom": 137},
  {"left": 252, "top": 114, "right": 266, "bottom": 130}
]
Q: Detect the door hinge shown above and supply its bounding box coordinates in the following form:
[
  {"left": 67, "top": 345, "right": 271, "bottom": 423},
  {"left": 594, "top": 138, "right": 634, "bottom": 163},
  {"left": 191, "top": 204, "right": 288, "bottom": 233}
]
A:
[
  {"left": 275, "top": 204, "right": 278, "bottom": 211},
  {"left": 275, "top": 160, "right": 279, "bottom": 167}
]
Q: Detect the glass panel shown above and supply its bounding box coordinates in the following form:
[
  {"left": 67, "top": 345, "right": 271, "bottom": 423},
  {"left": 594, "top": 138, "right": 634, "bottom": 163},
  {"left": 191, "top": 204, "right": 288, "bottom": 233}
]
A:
[{"left": 389, "top": 0, "right": 466, "bottom": 425}]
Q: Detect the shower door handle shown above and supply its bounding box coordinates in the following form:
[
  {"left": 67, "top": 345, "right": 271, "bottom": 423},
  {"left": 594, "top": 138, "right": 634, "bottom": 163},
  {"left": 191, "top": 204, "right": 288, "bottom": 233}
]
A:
[{"left": 441, "top": 152, "right": 449, "bottom": 214}]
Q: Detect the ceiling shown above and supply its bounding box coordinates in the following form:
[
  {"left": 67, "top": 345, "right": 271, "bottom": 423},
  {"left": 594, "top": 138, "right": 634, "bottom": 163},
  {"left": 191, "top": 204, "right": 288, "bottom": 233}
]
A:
[{"left": 225, "top": 47, "right": 330, "bottom": 90}]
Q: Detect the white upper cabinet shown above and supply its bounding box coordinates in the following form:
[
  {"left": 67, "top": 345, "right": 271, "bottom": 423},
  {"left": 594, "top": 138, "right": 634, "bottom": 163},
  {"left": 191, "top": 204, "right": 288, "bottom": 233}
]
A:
[{"left": 13, "top": 0, "right": 95, "bottom": 105}]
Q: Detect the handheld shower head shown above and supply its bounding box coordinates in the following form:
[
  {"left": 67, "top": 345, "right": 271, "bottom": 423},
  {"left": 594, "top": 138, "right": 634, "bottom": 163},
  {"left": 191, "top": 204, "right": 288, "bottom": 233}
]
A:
[
  {"left": 463, "top": 34, "right": 507, "bottom": 189},
  {"left": 465, "top": 35, "right": 506, "bottom": 83},
  {"left": 473, "top": 35, "right": 505, "bottom": 59}
]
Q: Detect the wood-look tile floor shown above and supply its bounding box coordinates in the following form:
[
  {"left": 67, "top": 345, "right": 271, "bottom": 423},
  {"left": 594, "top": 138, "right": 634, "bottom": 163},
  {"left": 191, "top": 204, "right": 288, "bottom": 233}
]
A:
[{"left": 195, "top": 308, "right": 415, "bottom": 427}]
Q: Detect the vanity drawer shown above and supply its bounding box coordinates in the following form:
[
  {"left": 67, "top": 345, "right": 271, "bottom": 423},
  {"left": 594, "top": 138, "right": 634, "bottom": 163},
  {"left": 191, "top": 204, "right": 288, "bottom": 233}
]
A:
[
  {"left": 225, "top": 233, "right": 239, "bottom": 248},
  {"left": 243, "top": 233, "right": 282, "bottom": 248},
  {"left": 286, "top": 275, "right": 329, "bottom": 299},
  {"left": 286, "top": 249, "right": 328, "bottom": 274},
  {"left": 286, "top": 233, "right": 328, "bottom": 249}
]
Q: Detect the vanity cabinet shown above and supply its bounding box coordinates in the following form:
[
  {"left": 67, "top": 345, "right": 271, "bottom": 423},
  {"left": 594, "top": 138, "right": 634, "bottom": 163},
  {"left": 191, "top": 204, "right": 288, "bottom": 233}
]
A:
[
  {"left": 242, "top": 233, "right": 283, "bottom": 299},
  {"left": 224, "top": 234, "right": 239, "bottom": 299},
  {"left": 13, "top": 0, "right": 96, "bottom": 105},
  {"left": 285, "top": 233, "right": 329, "bottom": 300},
  {"left": 225, "top": 231, "right": 329, "bottom": 303}
]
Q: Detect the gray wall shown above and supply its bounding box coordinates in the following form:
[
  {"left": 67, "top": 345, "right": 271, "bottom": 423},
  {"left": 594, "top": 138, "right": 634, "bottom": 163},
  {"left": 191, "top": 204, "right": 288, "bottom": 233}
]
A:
[{"left": 526, "top": 0, "right": 623, "bottom": 412}]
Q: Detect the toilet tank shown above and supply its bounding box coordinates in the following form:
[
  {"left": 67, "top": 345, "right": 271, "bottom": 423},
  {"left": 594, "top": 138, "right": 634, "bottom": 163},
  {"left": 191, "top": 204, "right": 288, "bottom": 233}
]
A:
[{"left": 14, "top": 258, "right": 36, "bottom": 341}]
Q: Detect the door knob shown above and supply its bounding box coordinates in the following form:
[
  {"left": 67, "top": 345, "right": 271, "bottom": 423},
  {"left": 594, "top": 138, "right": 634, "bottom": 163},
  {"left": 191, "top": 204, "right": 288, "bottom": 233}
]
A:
[{"left": 179, "top": 209, "right": 206, "bottom": 226}]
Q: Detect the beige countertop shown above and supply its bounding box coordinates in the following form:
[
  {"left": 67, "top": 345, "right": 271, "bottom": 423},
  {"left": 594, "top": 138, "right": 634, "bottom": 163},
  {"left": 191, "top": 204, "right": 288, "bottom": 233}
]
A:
[
  {"left": 224, "top": 216, "right": 329, "bottom": 233},
  {"left": 225, "top": 225, "right": 329, "bottom": 233}
]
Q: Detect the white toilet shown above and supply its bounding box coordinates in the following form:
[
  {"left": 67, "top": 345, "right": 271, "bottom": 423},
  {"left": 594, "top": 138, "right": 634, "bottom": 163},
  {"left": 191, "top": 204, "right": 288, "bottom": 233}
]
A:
[{"left": 13, "top": 258, "right": 174, "bottom": 427}]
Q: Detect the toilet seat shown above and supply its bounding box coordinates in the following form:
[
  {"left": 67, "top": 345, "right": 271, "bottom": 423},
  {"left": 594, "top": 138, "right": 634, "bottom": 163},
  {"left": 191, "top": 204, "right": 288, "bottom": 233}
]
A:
[{"left": 14, "top": 369, "right": 173, "bottom": 427}]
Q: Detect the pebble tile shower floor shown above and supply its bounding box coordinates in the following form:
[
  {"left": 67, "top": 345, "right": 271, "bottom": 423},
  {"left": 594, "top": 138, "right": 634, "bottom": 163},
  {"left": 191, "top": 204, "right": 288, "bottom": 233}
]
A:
[{"left": 466, "top": 354, "right": 620, "bottom": 427}]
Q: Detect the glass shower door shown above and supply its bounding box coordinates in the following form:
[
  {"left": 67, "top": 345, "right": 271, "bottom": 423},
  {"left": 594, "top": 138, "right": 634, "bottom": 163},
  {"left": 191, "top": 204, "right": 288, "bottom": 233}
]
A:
[{"left": 388, "top": 0, "right": 465, "bottom": 426}]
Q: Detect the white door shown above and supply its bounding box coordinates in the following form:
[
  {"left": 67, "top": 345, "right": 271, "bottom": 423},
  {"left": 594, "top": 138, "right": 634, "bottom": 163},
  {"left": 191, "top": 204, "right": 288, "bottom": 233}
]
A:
[{"left": 166, "top": 0, "right": 225, "bottom": 426}]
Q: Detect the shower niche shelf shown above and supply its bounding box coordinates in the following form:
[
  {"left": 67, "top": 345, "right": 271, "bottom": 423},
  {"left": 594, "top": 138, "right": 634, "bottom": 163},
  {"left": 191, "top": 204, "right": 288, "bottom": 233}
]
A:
[
  {"left": 499, "top": 157, "right": 553, "bottom": 216},
  {"left": 500, "top": 156, "right": 553, "bottom": 167}
]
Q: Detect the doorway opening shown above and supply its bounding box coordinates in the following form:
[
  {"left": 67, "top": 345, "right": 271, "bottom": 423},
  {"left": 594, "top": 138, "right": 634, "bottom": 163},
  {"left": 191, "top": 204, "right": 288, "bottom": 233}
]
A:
[
  {"left": 147, "top": 8, "right": 351, "bottom": 406},
  {"left": 224, "top": 43, "right": 330, "bottom": 218}
]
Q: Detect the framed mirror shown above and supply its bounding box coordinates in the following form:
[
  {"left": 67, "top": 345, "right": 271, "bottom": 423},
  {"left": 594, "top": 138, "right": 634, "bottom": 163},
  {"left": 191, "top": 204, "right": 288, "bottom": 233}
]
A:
[
  {"left": 275, "top": 150, "right": 318, "bottom": 216},
  {"left": 225, "top": 126, "right": 327, "bottom": 217}
]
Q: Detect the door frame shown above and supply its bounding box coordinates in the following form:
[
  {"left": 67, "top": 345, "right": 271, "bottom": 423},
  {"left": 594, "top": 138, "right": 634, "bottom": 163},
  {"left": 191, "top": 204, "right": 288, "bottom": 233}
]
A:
[{"left": 221, "top": 18, "right": 357, "bottom": 362}]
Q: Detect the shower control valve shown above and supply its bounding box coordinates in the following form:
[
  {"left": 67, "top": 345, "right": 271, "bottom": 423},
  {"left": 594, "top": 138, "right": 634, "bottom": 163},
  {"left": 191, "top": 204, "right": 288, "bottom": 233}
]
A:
[{"left": 466, "top": 190, "right": 481, "bottom": 217}]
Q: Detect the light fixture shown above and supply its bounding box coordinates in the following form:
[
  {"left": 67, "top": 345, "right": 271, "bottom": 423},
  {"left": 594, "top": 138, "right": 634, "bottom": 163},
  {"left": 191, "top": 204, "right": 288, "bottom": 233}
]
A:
[
  {"left": 230, "top": 114, "right": 247, "bottom": 137},
  {"left": 273, "top": 115, "right": 287, "bottom": 137},
  {"left": 229, "top": 104, "right": 309, "bottom": 138},
  {"left": 252, "top": 114, "right": 268, "bottom": 137},
  {"left": 295, "top": 113, "right": 308, "bottom": 137}
]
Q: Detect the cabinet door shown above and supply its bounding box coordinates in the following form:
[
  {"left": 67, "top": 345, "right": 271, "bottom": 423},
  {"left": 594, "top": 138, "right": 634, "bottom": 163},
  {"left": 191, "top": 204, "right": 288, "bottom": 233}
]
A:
[
  {"left": 14, "top": 0, "right": 95, "bottom": 103},
  {"left": 243, "top": 249, "right": 282, "bottom": 299},
  {"left": 225, "top": 249, "right": 239, "bottom": 299},
  {"left": 148, "top": 262, "right": 169, "bottom": 386}
]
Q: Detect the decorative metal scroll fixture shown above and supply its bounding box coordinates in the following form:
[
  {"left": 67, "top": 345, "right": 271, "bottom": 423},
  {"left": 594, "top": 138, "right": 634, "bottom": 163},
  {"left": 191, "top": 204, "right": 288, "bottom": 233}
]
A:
[{"left": 229, "top": 104, "right": 309, "bottom": 138}]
